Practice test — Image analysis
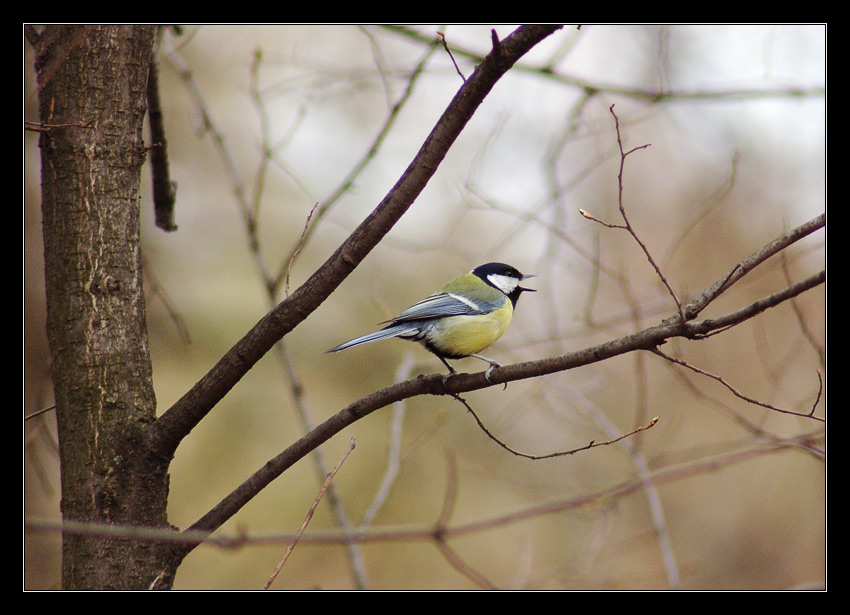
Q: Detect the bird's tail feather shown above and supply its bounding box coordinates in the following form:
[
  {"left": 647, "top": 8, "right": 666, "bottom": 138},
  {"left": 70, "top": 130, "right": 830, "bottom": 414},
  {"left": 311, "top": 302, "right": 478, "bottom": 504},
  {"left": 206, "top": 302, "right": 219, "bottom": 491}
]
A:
[{"left": 327, "top": 324, "right": 418, "bottom": 353}]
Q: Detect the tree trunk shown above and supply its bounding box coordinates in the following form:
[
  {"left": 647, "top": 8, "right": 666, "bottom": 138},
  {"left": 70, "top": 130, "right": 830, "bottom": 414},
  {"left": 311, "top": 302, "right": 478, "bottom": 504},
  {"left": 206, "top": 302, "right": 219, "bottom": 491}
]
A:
[{"left": 33, "top": 24, "right": 176, "bottom": 590}]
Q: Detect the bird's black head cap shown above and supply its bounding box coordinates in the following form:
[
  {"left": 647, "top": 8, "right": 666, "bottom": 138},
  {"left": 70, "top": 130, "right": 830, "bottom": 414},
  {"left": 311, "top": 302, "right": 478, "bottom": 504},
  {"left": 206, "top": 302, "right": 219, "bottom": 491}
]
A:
[{"left": 472, "top": 262, "right": 536, "bottom": 307}]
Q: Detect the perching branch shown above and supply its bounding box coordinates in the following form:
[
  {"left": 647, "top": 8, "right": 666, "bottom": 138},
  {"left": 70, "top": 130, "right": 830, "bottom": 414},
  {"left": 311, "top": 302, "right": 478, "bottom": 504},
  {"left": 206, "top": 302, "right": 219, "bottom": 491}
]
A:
[{"left": 175, "top": 213, "right": 823, "bottom": 557}]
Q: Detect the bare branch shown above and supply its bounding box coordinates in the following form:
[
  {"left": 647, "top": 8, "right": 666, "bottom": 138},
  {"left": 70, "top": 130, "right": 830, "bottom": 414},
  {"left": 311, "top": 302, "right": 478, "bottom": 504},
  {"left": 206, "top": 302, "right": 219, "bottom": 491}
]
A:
[
  {"left": 781, "top": 249, "right": 826, "bottom": 368},
  {"left": 28, "top": 430, "right": 821, "bottom": 551},
  {"left": 679, "top": 213, "right": 825, "bottom": 322},
  {"left": 381, "top": 25, "right": 825, "bottom": 104}
]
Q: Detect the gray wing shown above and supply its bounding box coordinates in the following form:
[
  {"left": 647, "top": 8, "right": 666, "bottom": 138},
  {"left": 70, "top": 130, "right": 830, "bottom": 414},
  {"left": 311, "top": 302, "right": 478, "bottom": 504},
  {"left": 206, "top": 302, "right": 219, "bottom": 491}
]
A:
[{"left": 385, "top": 292, "right": 491, "bottom": 325}]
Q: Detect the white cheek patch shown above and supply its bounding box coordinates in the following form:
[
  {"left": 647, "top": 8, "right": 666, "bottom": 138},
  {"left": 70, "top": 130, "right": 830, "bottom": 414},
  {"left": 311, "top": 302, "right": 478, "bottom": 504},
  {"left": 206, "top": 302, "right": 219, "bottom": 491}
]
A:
[{"left": 486, "top": 273, "right": 518, "bottom": 295}]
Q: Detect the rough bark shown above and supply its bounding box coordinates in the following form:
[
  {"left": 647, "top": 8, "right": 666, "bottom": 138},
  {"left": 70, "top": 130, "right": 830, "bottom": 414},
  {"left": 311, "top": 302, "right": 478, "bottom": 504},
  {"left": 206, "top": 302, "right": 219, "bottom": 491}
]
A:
[{"left": 33, "top": 24, "right": 176, "bottom": 590}]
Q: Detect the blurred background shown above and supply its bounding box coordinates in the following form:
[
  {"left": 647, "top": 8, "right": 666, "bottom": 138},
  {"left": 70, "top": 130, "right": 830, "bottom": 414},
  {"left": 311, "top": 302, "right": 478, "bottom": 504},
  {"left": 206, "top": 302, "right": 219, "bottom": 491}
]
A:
[{"left": 24, "top": 25, "right": 825, "bottom": 590}]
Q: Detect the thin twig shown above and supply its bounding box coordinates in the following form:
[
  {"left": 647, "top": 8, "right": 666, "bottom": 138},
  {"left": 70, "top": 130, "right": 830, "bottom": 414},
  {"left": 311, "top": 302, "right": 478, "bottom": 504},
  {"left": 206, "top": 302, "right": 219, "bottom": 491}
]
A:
[
  {"left": 24, "top": 404, "right": 56, "bottom": 421},
  {"left": 261, "top": 438, "right": 356, "bottom": 590},
  {"left": 381, "top": 26, "right": 824, "bottom": 104},
  {"left": 580, "top": 105, "right": 685, "bottom": 321},
  {"left": 284, "top": 202, "right": 319, "bottom": 297},
  {"left": 452, "top": 393, "right": 659, "bottom": 459},
  {"left": 438, "top": 31, "right": 466, "bottom": 81},
  {"left": 652, "top": 348, "right": 824, "bottom": 421}
]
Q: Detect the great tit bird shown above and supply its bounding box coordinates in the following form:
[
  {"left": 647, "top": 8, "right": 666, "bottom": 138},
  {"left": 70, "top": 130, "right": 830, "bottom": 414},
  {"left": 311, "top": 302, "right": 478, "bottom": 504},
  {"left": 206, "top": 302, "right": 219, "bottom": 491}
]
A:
[{"left": 327, "top": 262, "right": 536, "bottom": 378}]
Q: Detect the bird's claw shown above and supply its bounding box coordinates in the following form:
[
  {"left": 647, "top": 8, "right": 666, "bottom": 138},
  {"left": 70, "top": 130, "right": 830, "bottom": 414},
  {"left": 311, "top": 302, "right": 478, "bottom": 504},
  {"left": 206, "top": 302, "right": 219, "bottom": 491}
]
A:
[
  {"left": 442, "top": 365, "right": 458, "bottom": 388},
  {"left": 484, "top": 361, "right": 507, "bottom": 389}
]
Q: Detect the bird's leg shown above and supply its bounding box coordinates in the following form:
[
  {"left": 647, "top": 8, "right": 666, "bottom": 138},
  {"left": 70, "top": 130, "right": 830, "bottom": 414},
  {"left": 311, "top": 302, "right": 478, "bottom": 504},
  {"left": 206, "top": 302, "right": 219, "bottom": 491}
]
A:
[
  {"left": 470, "top": 354, "right": 502, "bottom": 385},
  {"left": 439, "top": 356, "right": 458, "bottom": 387}
]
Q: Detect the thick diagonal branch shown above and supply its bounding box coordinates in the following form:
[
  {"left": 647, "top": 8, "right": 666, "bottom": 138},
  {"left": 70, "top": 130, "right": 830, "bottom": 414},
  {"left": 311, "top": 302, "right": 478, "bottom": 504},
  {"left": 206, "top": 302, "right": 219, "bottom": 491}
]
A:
[{"left": 148, "top": 26, "right": 564, "bottom": 463}]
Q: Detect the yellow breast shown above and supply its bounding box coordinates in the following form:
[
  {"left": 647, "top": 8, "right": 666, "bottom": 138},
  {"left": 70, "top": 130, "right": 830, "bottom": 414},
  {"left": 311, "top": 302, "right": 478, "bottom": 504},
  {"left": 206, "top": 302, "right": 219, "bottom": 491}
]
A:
[{"left": 428, "top": 301, "right": 513, "bottom": 358}]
